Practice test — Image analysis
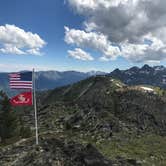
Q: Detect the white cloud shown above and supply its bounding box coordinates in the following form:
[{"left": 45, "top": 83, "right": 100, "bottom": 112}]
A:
[
  {"left": 0, "top": 45, "right": 26, "bottom": 55},
  {"left": 65, "top": 26, "right": 120, "bottom": 60},
  {"left": 68, "top": 48, "right": 94, "bottom": 61},
  {"left": 0, "top": 24, "right": 46, "bottom": 55},
  {"left": 67, "top": 0, "right": 134, "bottom": 12},
  {"left": 66, "top": 0, "right": 166, "bottom": 63},
  {"left": 27, "top": 48, "right": 43, "bottom": 56}
]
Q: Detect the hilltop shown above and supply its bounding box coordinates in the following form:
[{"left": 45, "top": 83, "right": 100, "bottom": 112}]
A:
[
  {"left": 1, "top": 75, "right": 166, "bottom": 165},
  {"left": 17, "top": 75, "right": 166, "bottom": 165},
  {"left": 43, "top": 75, "right": 166, "bottom": 136}
]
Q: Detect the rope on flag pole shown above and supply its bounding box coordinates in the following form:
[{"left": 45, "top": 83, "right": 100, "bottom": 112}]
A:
[{"left": 33, "top": 68, "right": 39, "bottom": 145}]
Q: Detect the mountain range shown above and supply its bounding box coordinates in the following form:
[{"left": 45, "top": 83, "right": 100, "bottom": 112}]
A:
[
  {"left": 2, "top": 65, "right": 166, "bottom": 96},
  {"left": 110, "top": 64, "right": 166, "bottom": 88},
  {"left": 0, "top": 70, "right": 105, "bottom": 95}
]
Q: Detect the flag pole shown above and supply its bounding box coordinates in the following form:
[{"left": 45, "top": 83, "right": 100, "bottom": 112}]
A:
[{"left": 33, "top": 68, "right": 39, "bottom": 145}]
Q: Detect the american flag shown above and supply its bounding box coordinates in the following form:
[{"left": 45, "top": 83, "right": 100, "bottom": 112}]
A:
[{"left": 9, "top": 72, "right": 33, "bottom": 89}]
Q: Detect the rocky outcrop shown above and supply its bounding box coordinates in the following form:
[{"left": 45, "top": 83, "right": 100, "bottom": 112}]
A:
[
  {"left": 44, "top": 76, "right": 166, "bottom": 136},
  {"left": 0, "top": 134, "right": 117, "bottom": 166},
  {"left": 116, "top": 89, "right": 166, "bottom": 135},
  {"left": 0, "top": 133, "right": 142, "bottom": 166}
]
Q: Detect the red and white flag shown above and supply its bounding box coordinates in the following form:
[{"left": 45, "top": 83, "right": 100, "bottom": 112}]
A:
[{"left": 10, "top": 92, "right": 32, "bottom": 106}]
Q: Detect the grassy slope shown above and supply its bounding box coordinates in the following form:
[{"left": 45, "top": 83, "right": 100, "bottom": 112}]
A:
[
  {"left": 45, "top": 76, "right": 166, "bottom": 165},
  {"left": 1, "top": 76, "right": 166, "bottom": 165}
]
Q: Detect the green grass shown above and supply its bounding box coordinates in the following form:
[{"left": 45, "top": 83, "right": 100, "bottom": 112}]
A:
[
  {"left": 44, "top": 105, "right": 166, "bottom": 165},
  {"left": 94, "top": 133, "right": 166, "bottom": 166},
  {"left": 58, "top": 129, "right": 166, "bottom": 166},
  {"left": 1, "top": 124, "right": 166, "bottom": 166}
]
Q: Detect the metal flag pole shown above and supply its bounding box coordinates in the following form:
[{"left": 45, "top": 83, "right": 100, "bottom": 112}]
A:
[{"left": 33, "top": 68, "right": 39, "bottom": 145}]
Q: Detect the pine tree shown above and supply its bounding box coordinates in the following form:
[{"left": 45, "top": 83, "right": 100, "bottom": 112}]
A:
[{"left": 0, "top": 91, "right": 18, "bottom": 143}]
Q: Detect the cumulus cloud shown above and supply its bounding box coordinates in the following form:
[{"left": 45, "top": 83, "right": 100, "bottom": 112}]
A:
[
  {"left": 65, "top": 0, "right": 166, "bottom": 63},
  {"left": 65, "top": 26, "right": 120, "bottom": 60},
  {"left": 0, "top": 24, "right": 46, "bottom": 55},
  {"left": 68, "top": 48, "right": 94, "bottom": 61},
  {"left": 0, "top": 45, "right": 26, "bottom": 55}
]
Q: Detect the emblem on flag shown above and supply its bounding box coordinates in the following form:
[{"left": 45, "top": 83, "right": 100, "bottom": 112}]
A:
[
  {"left": 9, "top": 72, "right": 32, "bottom": 89},
  {"left": 10, "top": 92, "right": 32, "bottom": 106}
]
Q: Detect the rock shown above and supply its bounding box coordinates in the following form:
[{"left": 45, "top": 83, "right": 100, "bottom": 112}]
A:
[{"left": 0, "top": 135, "right": 113, "bottom": 166}]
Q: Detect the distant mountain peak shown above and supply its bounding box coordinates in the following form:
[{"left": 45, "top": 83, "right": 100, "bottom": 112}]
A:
[
  {"left": 113, "top": 68, "right": 121, "bottom": 73},
  {"left": 141, "top": 64, "right": 152, "bottom": 70},
  {"left": 154, "top": 65, "right": 165, "bottom": 71},
  {"left": 130, "top": 66, "right": 139, "bottom": 70},
  {"left": 110, "top": 65, "right": 166, "bottom": 88}
]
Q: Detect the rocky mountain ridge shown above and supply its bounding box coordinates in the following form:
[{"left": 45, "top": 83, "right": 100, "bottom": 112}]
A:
[
  {"left": 43, "top": 76, "right": 166, "bottom": 136},
  {"left": 1, "top": 75, "right": 166, "bottom": 165},
  {"left": 110, "top": 64, "right": 166, "bottom": 88}
]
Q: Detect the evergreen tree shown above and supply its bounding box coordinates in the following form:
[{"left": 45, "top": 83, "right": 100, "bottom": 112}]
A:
[{"left": 0, "top": 91, "right": 18, "bottom": 143}]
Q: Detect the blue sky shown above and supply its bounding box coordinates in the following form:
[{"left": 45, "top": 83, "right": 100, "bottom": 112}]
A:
[{"left": 0, "top": 0, "right": 166, "bottom": 72}]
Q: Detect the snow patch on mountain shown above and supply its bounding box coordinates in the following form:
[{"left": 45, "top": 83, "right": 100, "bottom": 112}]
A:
[{"left": 140, "top": 87, "right": 154, "bottom": 92}]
